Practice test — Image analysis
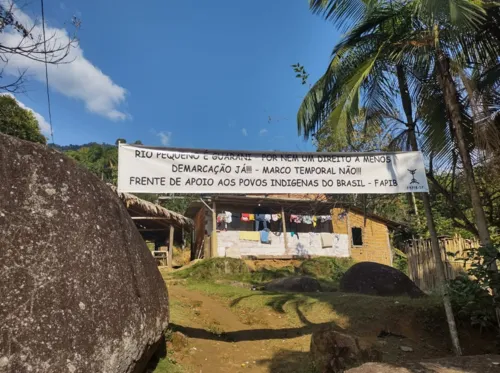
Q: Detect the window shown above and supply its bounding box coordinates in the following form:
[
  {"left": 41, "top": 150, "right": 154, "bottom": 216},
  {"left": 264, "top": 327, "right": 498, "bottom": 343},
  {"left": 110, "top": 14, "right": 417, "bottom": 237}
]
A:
[{"left": 351, "top": 227, "right": 363, "bottom": 246}]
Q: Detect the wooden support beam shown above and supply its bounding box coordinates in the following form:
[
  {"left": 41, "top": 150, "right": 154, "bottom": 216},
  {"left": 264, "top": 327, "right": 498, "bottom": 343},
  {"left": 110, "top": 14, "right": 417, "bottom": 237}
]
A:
[
  {"left": 137, "top": 228, "right": 169, "bottom": 232},
  {"left": 281, "top": 206, "right": 288, "bottom": 251},
  {"left": 168, "top": 226, "right": 174, "bottom": 269},
  {"left": 210, "top": 200, "right": 217, "bottom": 258}
]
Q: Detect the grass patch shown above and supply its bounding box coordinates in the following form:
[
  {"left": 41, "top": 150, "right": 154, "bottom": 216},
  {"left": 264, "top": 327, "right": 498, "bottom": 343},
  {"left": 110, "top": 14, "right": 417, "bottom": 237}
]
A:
[
  {"left": 172, "top": 257, "right": 356, "bottom": 288},
  {"left": 299, "top": 257, "right": 355, "bottom": 282},
  {"left": 173, "top": 258, "right": 249, "bottom": 280},
  {"left": 152, "top": 356, "right": 184, "bottom": 373}
]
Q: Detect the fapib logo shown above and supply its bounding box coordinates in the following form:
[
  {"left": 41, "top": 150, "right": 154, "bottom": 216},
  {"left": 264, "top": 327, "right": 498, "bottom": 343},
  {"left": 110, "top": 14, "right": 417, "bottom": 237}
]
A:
[{"left": 407, "top": 169, "right": 425, "bottom": 191}]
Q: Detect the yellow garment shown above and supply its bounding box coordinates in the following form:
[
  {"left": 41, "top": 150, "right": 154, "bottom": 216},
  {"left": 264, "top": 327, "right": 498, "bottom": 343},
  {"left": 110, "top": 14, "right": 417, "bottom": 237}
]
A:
[
  {"left": 249, "top": 214, "right": 255, "bottom": 221},
  {"left": 239, "top": 231, "right": 260, "bottom": 241},
  {"left": 312, "top": 216, "right": 317, "bottom": 227},
  {"left": 277, "top": 213, "right": 282, "bottom": 220}
]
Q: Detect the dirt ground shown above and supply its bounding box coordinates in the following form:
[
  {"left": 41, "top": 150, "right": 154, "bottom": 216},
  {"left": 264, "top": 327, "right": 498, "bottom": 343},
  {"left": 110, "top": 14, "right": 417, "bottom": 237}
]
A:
[{"left": 159, "top": 279, "right": 498, "bottom": 373}]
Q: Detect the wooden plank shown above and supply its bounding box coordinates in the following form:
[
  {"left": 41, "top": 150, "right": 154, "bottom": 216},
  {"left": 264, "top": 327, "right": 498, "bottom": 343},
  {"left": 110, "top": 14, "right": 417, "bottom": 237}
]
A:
[
  {"left": 168, "top": 226, "right": 174, "bottom": 269},
  {"left": 281, "top": 206, "right": 288, "bottom": 251},
  {"left": 210, "top": 200, "right": 217, "bottom": 258}
]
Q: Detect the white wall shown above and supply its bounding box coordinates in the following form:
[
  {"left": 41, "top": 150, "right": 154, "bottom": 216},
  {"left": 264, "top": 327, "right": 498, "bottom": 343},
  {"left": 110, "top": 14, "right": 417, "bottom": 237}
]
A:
[{"left": 217, "top": 231, "right": 349, "bottom": 258}]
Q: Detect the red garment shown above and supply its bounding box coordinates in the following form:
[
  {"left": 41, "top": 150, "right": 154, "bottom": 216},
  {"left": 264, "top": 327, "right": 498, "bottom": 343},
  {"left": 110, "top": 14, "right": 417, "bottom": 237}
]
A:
[{"left": 241, "top": 213, "right": 250, "bottom": 222}]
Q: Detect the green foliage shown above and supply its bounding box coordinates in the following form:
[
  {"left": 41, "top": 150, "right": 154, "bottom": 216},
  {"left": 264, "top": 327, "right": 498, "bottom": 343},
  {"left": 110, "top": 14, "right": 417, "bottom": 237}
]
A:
[
  {"left": 173, "top": 258, "right": 250, "bottom": 280},
  {"left": 447, "top": 276, "right": 497, "bottom": 332},
  {"left": 393, "top": 248, "right": 408, "bottom": 275},
  {"left": 0, "top": 95, "right": 46, "bottom": 144},
  {"left": 160, "top": 195, "right": 197, "bottom": 214},
  {"left": 65, "top": 144, "right": 118, "bottom": 184},
  {"left": 447, "top": 244, "right": 500, "bottom": 332},
  {"left": 291, "top": 63, "right": 309, "bottom": 85},
  {"left": 299, "top": 257, "right": 355, "bottom": 282},
  {"left": 250, "top": 266, "right": 297, "bottom": 283}
]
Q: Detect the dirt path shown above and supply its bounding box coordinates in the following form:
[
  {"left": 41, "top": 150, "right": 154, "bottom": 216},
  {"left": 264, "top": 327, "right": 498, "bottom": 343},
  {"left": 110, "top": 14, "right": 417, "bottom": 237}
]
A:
[
  {"left": 165, "top": 281, "right": 498, "bottom": 373},
  {"left": 168, "top": 283, "right": 312, "bottom": 373}
]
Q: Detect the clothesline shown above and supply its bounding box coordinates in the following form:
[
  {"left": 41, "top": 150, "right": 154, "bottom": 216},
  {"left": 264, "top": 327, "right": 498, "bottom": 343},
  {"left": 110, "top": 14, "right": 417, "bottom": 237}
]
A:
[{"left": 216, "top": 212, "right": 333, "bottom": 225}]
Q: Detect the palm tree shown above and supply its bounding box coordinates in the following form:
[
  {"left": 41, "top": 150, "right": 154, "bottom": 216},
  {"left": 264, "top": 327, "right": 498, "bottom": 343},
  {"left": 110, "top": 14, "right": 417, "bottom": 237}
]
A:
[
  {"left": 306, "top": 0, "right": 500, "bottom": 248},
  {"left": 300, "top": 0, "right": 500, "bottom": 351}
]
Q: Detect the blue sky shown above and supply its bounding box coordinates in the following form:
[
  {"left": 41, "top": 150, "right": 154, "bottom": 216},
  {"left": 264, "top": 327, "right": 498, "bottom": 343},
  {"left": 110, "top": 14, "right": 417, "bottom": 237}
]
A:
[{"left": 3, "top": 0, "right": 340, "bottom": 151}]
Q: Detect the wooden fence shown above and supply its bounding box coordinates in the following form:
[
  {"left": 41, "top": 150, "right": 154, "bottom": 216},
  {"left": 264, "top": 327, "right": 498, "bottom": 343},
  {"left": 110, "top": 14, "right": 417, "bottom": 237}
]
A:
[{"left": 403, "top": 235, "right": 480, "bottom": 291}]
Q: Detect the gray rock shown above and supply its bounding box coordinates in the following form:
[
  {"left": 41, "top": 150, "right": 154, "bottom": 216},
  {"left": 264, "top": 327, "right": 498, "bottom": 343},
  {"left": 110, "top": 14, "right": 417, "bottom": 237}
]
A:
[
  {"left": 0, "top": 134, "right": 169, "bottom": 373},
  {"left": 263, "top": 276, "right": 322, "bottom": 292},
  {"left": 399, "top": 346, "right": 413, "bottom": 352},
  {"left": 340, "top": 262, "right": 425, "bottom": 298},
  {"left": 310, "top": 326, "right": 382, "bottom": 373}
]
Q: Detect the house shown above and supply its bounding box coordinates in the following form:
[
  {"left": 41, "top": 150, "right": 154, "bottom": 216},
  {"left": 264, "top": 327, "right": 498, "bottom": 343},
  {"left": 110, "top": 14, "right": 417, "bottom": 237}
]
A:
[{"left": 185, "top": 194, "right": 402, "bottom": 266}]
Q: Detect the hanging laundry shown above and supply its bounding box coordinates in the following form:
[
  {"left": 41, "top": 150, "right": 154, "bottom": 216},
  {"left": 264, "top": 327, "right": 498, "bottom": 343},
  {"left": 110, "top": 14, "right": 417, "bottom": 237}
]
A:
[
  {"left": 217, "top": 213, "right": 225, "bottom": 223},
  {"left": 302, "top": 215, "right": 313, "bottom": 225},
  {"left": 271, "top": 214, "right": 279, "bottom": 221},
  {"left": 290, "top": 215, "right": 302, "bottom": 223},
  {"left": 249, "top": 214, "right": 255, "bottom": 221},
  {"left": 264, "top": 214, "right": 271, "bottom": 222},
  {"left": 312, "top": 216, "right": 317, "bottom": 227},
  {"left": 320, "top": 233, "right": 333, "bottom": 248},
  {"left": 241, "top": 213, "right": 250, "bottom": 222},
  {"left": 225, "top": 211, "right": 232, "bottom": 224},
  {"left": 260, "top": 229, "right": 271, "bottom": 244},
  {"left": 239, "top": 231, "right": 260, "bottom": 241}
]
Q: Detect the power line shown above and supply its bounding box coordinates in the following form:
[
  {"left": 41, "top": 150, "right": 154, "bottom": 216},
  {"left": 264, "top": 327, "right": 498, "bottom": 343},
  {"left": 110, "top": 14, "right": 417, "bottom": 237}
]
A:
[{"left": 40, "top": 0, "right": 54, "bottom": 144}]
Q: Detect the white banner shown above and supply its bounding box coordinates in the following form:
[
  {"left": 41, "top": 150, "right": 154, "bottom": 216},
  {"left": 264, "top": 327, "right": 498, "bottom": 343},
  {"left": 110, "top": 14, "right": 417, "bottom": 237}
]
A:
[{"left": 117, "top": 145, "right": 429, "bottom": 194}]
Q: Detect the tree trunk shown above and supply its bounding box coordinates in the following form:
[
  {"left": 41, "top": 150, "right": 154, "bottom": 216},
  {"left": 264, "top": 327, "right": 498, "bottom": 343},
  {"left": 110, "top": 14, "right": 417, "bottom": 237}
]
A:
[
  {"left": 435, "top": 53, "right": 491, "bottom": 246},
  {"left": 396, "top": 64, "right": 462, "bottom": 356},
  {"left": 435, "top": 52, "right": 500, "bottom": 328}
]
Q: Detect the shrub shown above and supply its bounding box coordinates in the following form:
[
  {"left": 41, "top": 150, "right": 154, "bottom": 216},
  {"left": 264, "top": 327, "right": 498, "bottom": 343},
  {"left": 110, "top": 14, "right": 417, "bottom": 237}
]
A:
[
  {"left": 447, "top": 276, "right": 497, "bottom": 332},
  {"left": 393, "top": 248, "right": 408, "bottom": 275},
  {"left": 250, "top": 266, "right": 296, "bottom": 283},
  {"left": 299, "top": 257, "right": 355, "bottom": 282}
]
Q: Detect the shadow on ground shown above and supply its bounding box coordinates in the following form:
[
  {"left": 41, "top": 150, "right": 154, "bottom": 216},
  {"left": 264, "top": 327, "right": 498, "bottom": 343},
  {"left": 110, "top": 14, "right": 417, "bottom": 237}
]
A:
[{"left": 257, "top": 352, "right": 500, "bottom": 373}]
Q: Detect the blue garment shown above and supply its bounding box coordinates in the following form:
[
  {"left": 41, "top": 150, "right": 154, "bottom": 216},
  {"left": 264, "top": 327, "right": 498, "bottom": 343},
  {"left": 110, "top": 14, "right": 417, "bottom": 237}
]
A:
[
  {"left": 255, "top": 219, "right": 268, "bottom": 231},
  {"left": 260, "top": 229, "right": 270, "bottom": 244},
  {"left": 255, "top": 214, "right": 266, "bottom": 221}
]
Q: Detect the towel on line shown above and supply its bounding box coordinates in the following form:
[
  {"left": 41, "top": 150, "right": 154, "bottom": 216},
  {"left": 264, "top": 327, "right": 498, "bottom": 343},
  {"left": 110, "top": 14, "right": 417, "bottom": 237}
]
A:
[
  {"left": 320, "top": 233, "right": 333, "bottom": 248},
  {"left": 239, "top": 231, "right": 260, "bottom": 241}
]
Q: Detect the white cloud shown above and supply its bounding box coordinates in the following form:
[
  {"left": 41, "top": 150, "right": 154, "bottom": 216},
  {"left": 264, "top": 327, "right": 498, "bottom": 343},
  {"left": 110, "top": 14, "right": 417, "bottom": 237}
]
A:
[
  {"left": 0, "top": 93, "right": 51, "bottom": 135},
  {"left": 0, "top": 1, "right": 128, "bottom": 121},
  {"left": 241, "top": 128, "right": 248, "bottom": 136},
  {"left": 259, "top": 129, "right": 268, "bottom": 136},
  {"left": 157, "top": 131, "right": 172, "bottom": 146}
]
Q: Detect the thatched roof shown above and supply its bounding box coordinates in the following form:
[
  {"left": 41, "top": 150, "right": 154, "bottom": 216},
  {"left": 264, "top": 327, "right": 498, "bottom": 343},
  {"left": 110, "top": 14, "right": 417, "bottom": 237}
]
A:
[{"left": 110, "top": 185, "right": 193, "bottom": 229}]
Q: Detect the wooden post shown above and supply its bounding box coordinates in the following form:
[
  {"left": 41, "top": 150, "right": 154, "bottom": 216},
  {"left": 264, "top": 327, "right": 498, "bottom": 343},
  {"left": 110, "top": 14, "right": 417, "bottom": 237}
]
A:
[
  {"left": 168, "top": 225, "right": 174, "bottom": 269},
  {"left": 210, "top": 200, "right": 217, "bottom": 258},
  {"left": 190, "top": 228, "right": 195, "bottom": 261},
  {"left": 281, "top": 206, "right": 288, "bottom": 251}
]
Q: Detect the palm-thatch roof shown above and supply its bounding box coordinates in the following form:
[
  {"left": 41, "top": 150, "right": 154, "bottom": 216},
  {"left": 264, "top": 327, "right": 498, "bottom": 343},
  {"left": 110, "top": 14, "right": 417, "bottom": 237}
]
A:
[{"left": 110, "top": 185, "right": 193, "bottom": 229}]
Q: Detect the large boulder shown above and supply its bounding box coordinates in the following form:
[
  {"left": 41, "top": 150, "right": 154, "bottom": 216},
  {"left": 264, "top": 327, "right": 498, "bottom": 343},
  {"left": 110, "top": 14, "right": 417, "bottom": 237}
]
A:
[
  {"left": 310, "top": 326, "right": 382, "bottom": 373},
  {"left": 340, "top": 262, "right": 425, "bottom": 298},
  {"left": 263, "top": 276, "right": 322, "bottom": 292},
  {"left": 0, "top": 134, "right": 169, "bottom": 373}
]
